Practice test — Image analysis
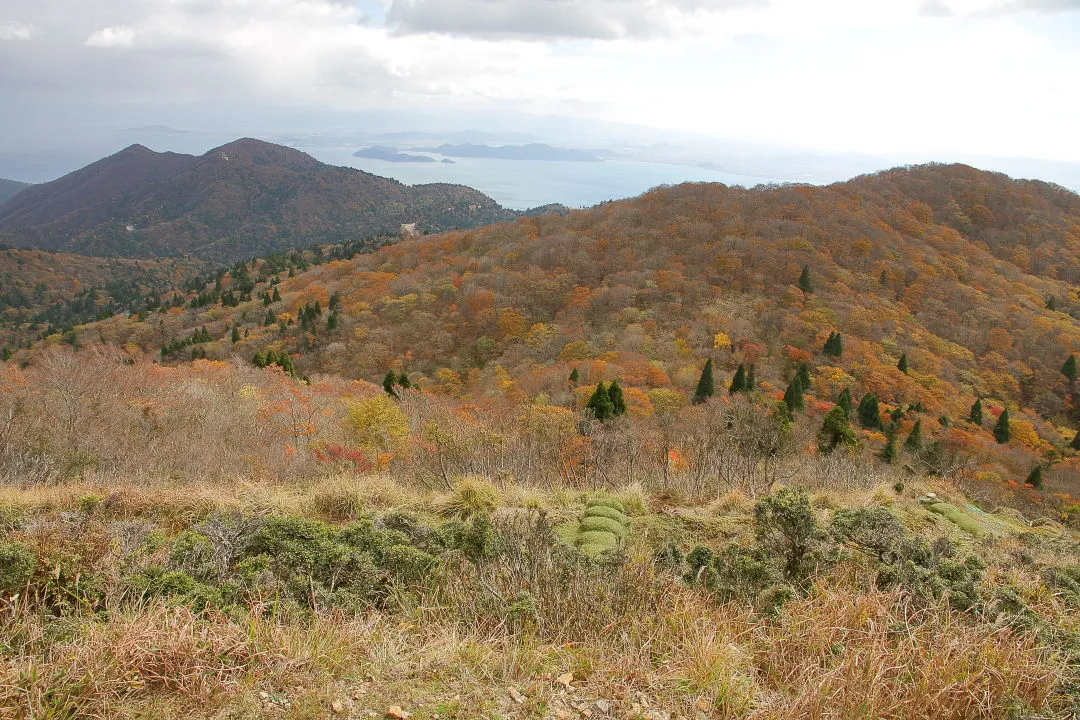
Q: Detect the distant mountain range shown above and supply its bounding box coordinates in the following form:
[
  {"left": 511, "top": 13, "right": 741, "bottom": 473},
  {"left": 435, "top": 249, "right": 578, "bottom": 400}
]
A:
[
  {"left": 425, "top": 143, "right": 606, "bottom": 162},
  {"left": 0, "top": 139, "right": 532, "bottom": 262},
  {"left": 0, "top": 179, "right": 31, "bottom": 204}
]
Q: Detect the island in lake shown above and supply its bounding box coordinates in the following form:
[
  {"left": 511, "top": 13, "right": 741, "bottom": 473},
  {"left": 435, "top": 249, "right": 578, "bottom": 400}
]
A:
[{"left": 353, "top": 147, "right": 439, "bottom": 163}]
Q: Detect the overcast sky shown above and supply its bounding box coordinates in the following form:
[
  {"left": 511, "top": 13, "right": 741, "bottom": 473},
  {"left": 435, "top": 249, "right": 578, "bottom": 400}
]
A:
[{"left": 2, "top": 0, "right": 1079, "bottom": 170}]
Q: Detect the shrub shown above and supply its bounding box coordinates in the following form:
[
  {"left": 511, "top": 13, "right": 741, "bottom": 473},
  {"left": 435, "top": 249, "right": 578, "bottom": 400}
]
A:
[
  {"left": 0, "top": 539, "right": 35, "bottom": 594},
  {"left": 754, "top": 488, "right": 824, "bottom": 581},
  {"left": 438, "top": 476, "right": 499, "bottom": 520}
]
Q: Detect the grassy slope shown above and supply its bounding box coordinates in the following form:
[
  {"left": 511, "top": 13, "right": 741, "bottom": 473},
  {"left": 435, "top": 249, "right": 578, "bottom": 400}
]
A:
[{"left": 1, "top": 473, "right": 1077, "bottom": 719}]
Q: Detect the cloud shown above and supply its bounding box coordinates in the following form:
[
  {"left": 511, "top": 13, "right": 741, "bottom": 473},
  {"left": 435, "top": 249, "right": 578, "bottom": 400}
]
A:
[
  {"left": 0, "top": 21, "right": 33, "bottom": 40},
  {"left": 921, "top": 0, "right": 1080, "bottom": 15},
  {"left": 86, "top": 25, "right": 136, "bottom": 48},
  {"left": 385, "top": 0, "right": 763, "bottom": 40}
]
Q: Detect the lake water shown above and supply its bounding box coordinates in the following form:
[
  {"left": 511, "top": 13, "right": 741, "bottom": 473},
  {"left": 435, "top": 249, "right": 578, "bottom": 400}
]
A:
[{"left": 307, "top": 146, "right": 782, "bottom": 210}]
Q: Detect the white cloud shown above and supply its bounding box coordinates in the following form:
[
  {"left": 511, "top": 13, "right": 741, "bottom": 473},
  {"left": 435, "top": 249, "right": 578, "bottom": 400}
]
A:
[
  {"left": 0, "top": 21, "right": 33, "bottom": 40},
  {"left": 86, "top": 25, "right": 136, "bottom": 48}
]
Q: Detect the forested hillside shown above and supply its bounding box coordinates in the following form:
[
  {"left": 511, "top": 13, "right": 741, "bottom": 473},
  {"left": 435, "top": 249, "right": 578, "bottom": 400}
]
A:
[
  {"left": 0, "top": 139, "right": 520, "bottom": 262},
  {"left": 3, "top": 163, "right": 1080, "bottom": 719}
]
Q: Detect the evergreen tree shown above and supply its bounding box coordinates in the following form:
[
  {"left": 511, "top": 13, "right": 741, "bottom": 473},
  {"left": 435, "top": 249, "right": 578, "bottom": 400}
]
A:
[
  {"left": 326, "top": 311, "right": 339, "bottom": 331},
  {"left": 1046, "top": 295, "right": 1057, "bottom": 311},
  {"left": 568, "top": 367, "right": 579, "bottom": 385},
  {"left": 1070, "top": 429, "right": 1080, "bottom": 451},
  {"left": 383, "top": 370, "right": 398, "bottom": 397},
  {"left": 822, "top": 331, "right": 843, "bottom": 357},
  {"left": 608, "top": 380, "right": 627, "bottom": 417},
  {"left": 1063, "top": 354, "right": 1077, "bottom": 383},
  {"left": 1025, "top": 465, "right": 1044, "bottom": 490},
  {"left": 837, "top": 387, "right": 853, "bottom": 418},
  {"left": 692, "top": 359, "right": 715, "bottom": 405},
  {"left": 797, "top": 264, "right": 813, "bottom": 294},
  {"left": 969, "top": 398, "right": 983, "bottom": 426},
  {"left": 231, "top": 325, "right": 241, "bottom": 343},
  {"left": 1, "top": 347, "right": 10, "bottom": 362},
  {"left": 397, "top": 372, "right": 411, "bottom": 389},
  {"left": 877, "top": 435, "right": 898, "bottom": 463},
  {"left": 857, "top": 392, "right": 883, "bottom": 430},
  {"left": 746, "top": 364, "right": 756, "bottom": 391},
  {"left": 993, "top": 408, "right": 1011, "bottom": 444},
  {"left": 904, "top": 419, "right": 923, "bottom": 452},
  {"left": 818, "top": 406, "right": 858, "bottom": 454},
  {"left": 586, "top": 382, "right": 615, "bottom": 421},
  {"left": 264, "top": 309, "right": 276, "bottom": 326},
  {"left": 795, "top": 362, "right": 812, "bottom": 390},
  {"left": 879, "top": 268, "right": 889, "bottom": 286},
  {"left": 728, "top": 363, "right": 747, "bottom": 394},
  {"left": 897, "top": 354, "right": 909, "bottom": 374},
  {"left": 272, "top": 287, "right": 281, "bottom": 303},
  {"left": 783, "top": 376, "right": 805, "bottom": 413}
]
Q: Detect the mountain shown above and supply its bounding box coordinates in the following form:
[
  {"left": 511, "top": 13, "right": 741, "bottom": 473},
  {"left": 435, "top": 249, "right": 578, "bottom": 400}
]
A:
[
  {"left": 19, "top": 162, "right": 1080, "bottom": 507},
  {"left": 0, "top": 178, "right": 32, "bottom": 204},
  {"left": 0, "top": 138, "right": 522, "bottom": 262},
  {"left": 428, "top": 143, "right": 603, "bottom": 161}
]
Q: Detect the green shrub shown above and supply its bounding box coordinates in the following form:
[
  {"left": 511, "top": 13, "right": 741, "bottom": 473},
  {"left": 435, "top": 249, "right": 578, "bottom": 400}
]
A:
[
  {"left": 577, "top": 530, "right": 619, "bottom": 555},
  {"left": 582, "top": 505, "right": 625, "bottom": 522},
  {"left": 586, "top": 497, "right": 626, "bottom": 514},
  {"left": 754, "top": 488, "right": 824, "bottom": 581},
  {"left": 579, "top": 515, "right": 627, "bottom": 538},
  {"left": 0, "top": 539, "right": 35, "bottom": 593}
]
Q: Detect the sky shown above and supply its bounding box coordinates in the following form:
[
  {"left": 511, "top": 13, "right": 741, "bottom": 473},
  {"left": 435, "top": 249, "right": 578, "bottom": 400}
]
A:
[{"left": 2, "top": 0, "right": 1079, "bottom": 181}]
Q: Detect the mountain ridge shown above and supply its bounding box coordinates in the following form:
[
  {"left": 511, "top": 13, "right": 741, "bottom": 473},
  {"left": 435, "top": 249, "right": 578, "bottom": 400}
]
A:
[{"left": 0, "top": 138, "right": 530, "bottom": 262}]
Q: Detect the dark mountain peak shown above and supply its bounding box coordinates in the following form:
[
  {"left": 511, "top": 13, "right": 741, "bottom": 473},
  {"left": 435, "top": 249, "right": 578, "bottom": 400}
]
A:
[
  {"left": 116, "top": 143, "right": 155, "bottom": 156},
  {"left": 203, "top": 138, "right": 319, "bottom": 171}
]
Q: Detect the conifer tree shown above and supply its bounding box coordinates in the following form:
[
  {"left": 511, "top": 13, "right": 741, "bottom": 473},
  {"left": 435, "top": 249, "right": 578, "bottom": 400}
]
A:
[
  {"left": 586, "top": 382, "right": 615, "bottom": 421},
  {"left": 897, "top": 354, "right": 909, "bottom": 374},
  {"left": 798, "top": 264, "right": 813, "bottom": 294},
  {"left": 692, "top": 359, "right": 715, "bottom": 405},
  {"left": 1025, "top": 465, "right": 1044, "bottom": 489},
  {"left": 746, "top": 364, "right": 756, "bottom": 391},
  {"left": 783, "top": 376, "right": 805, "bottom": 413},
  {"left": 904, "top": 419, "right": 923, "bottom": 452},
  {"left": 879, "top": 268, "right": 889, "bottom": 286},
  {"left": 837, "top": 387, "right": 853, "bottom": 418},
  {"left": 1, "top": 347, "right": 10, "bottom": 362},
  {"left": 272, "top": 287, "right": 282, "bottom": 303},
  {"left": 818, "top": 406, "right": 857, "bottom": 454},
  {"left": 994, "top": 408, "right": 1011, "bottom": 444},
  {"left": 822, "top": 332, "right": 843, "bottom": 357},
  {"left": 264, "top": 309, "right": 276, "bottom": 326},
  {"left": 608, "top": 380, "right": 627, "bottom": 417},
  {"left": 383, "top": 370, "right": 398, "bottom": 397},
  {"left": 857, "top": 392, "right": 883, "bottom": 430},
  {"left": 877, "top": 435, "right": 897, "bottom": 463},
  {"left": 728, "top": 363, "right": 747, "bottom": 394},
  {"left": 568, "top": 367, "right": 579, "bottom": 385},
  {"left": 231, "top": 325, "right": 241, "bottom": 343},
  {"left": 1063, "top": 354, "right": 1078, "bottom": 383},
  {"left": 1070, "top": 429, "right": 1080, "bottom": 451},
  {"left": 398, "top": 372, "right": 411, "bottom": 389},
  {"left": 969, "top": 398, "right": 983, "bottom": 426},
  {"left": 796, "top": 362, "right": 812, "bottom": 389}
]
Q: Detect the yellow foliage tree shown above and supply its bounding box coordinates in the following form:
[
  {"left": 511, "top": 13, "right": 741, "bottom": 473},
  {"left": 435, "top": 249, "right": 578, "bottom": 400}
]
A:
[{"left": 345, "top": 394, "right": 409, "bottom": 455}]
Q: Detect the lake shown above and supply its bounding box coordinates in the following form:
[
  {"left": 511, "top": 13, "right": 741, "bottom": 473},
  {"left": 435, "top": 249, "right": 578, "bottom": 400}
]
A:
[{"left": 306, "top": 146, "right": 782, "bottom": 210}]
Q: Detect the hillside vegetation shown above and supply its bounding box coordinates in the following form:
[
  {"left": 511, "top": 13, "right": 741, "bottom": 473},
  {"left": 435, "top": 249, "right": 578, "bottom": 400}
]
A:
[
  {"left": 2, "top": 163, "right": 1080, "bottom": 719},
  {"left": 0, "top": 139, "right": 520, "bottom": 262}
]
